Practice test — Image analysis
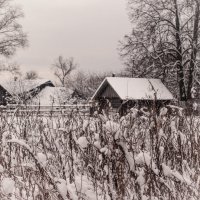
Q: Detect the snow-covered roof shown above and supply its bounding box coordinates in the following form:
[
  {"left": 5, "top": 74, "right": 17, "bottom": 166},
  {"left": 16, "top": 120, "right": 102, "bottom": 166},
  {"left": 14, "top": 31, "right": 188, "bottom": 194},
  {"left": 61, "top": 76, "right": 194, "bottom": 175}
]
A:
[
  {"left": 28, "top": 86, "right": 73, "bottom": 106},
  {"left": 92, "top": 77, "right": 173, "bottom": 100},
  {"left": 0, "top": 78, "right": 53, "bottom": 95}
]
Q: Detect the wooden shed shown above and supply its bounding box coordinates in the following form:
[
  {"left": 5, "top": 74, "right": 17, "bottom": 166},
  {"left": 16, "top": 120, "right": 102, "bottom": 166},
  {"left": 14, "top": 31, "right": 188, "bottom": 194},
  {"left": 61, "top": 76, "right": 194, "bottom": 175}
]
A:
[
  {"left": 0, "top": 79, "right": 55, "bottom": 105},
  {"left": 91, "top": 77, "right": 174, "bottom": 114}
]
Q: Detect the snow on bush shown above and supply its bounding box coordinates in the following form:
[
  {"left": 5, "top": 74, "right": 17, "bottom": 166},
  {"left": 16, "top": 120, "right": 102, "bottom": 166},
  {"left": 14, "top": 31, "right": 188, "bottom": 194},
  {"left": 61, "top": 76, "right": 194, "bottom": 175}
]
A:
[
  {"left": 1, "top": 178, "right": 15, "bottom": 195},
  {"left": 77, "top": 136, "right": 89, "bottom": 149},
  {"left": 0, "top": 105, "right": 199, "bottom": 199}
]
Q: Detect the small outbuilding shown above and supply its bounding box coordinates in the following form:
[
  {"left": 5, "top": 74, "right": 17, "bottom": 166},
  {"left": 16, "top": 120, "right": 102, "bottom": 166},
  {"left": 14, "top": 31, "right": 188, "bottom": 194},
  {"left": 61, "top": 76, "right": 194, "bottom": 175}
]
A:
[
  {"left": 0, "top": 78, "right": 55, "bottom": 105},
  {"left": 91, "top": 77, "right": 174, "bottom": 114},
  {"left": 28, "top": 86, "right": 74, "bottom": 106}
]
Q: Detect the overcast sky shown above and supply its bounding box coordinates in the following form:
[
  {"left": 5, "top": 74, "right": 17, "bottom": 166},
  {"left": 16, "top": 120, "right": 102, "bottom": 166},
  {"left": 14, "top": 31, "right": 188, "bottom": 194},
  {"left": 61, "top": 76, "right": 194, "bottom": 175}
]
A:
[{"left": 11, "top": 0, "right": 131, "bottom": 79}]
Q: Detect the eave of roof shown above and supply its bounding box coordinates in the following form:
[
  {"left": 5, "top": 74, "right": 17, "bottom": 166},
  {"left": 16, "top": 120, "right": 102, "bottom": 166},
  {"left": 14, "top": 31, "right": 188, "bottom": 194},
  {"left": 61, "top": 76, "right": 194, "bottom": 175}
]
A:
[
  {"left": 91, "top": 77, "right": 174, "bottom": 101},
  {"left": 0, "top": 79, "right": 54, "bottom": 95}
]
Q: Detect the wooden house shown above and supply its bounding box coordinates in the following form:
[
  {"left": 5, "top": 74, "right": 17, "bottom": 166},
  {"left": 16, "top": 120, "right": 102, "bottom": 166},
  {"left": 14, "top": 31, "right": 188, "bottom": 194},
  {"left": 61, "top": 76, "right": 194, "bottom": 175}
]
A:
[
  {"left": 0, "top": 79, "right": 55, "bottom": 105},
  {"left": 91, "top": 77, "right": 174, "bottom": 114},
  {"left": 0, "top": 85, "right": 12, "bottom": 105},
  {"left": 28, "top": 86, "right": 77, "bottom": 106}
]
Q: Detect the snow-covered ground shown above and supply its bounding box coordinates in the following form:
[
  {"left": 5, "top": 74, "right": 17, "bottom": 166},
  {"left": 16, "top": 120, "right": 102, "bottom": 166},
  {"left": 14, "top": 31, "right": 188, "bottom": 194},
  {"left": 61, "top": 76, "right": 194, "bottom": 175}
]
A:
[{"left": 0, "top": 106, "right": 200, "bottom": 199}]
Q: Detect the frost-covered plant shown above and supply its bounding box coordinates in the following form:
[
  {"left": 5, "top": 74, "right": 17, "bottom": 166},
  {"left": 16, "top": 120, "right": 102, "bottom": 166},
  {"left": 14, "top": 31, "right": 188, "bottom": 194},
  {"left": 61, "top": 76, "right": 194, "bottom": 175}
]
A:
[{"left": 0, "top": 105, "right": 199, "bottom": 199}]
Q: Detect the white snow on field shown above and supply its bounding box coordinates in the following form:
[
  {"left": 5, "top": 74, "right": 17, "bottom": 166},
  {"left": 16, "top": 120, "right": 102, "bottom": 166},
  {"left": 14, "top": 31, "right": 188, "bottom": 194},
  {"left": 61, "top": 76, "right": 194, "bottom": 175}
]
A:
[
  {"left": 36, "top": 153, "right": 47, "bottom": 167},
  {"left": 1, "top": 104, "right": 199, "bottom": 200},
  {"left": 7, "top": 138, "right": 32, "bottom": 152},
  {"left": 77, "top": 136, "right": 89, "bottom": 149},
  {"left": 135, "top": 151, "right": 159, "bottom": 175},
  {"left": 104, "top": 120, "right": 120, "bottom": 133},
  {"left": 1, "top": 177, "right": 15, "bottom": 195},
  {"left": 56, "top": 178, "right": 68, "bottom": 199}
]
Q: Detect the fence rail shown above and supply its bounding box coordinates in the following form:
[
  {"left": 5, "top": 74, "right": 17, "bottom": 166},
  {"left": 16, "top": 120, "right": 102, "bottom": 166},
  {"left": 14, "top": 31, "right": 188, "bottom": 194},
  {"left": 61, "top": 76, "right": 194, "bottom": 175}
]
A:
[{"left": 0, "top": 104, "right": 91, "bottom": 116}]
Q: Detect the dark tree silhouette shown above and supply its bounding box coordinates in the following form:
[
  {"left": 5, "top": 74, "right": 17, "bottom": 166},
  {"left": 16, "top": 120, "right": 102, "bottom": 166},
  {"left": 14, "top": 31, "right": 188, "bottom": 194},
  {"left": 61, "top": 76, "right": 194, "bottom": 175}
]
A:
[
  {"left": 53, "top": 56, "right": 77, "bottom": 86},
  {"left": 25, "top": 70, "right": 38, "bottom": 80},
  {"left": 0, "top": 0, "right": 27, "bottom": 57},
  {"left": 120, "top": 0, "right": 200, "bottom": 101}
]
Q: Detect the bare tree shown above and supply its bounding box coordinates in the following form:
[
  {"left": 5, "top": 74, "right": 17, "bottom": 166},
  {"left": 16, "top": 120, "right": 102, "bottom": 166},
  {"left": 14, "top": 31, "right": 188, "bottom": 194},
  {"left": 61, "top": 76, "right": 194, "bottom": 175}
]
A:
[
  {"left": 0, "top": 0, "right": 27, "bottom": 57},
  {"left": 65, "top": 70, "right": 112, "bottom": 98},
  {"left": 53, "top": 56, "right": 77, "bottom": 86},
  {"left": 120, "top": 0, "right": 200, "bottom": 101},
  {"left": 24, "top": 70, "right": 38, "bottom": 80}
]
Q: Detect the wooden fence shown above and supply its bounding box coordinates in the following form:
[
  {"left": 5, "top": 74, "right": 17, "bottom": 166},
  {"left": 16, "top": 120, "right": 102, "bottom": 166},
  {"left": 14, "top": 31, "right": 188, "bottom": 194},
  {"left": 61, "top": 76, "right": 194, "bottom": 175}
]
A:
[{"left": 0, "top": 104, "right": 91, "bottom": 116}]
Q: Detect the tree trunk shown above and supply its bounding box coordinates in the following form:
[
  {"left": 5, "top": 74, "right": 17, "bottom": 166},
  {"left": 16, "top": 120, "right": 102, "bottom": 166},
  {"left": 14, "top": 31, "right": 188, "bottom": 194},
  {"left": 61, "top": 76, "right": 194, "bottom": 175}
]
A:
[
  {"left": 187, "top": 0, "right": 200, "bottom": 99},
  {"left": 174, "top": 0, "right": 187, "bottom": 101}
]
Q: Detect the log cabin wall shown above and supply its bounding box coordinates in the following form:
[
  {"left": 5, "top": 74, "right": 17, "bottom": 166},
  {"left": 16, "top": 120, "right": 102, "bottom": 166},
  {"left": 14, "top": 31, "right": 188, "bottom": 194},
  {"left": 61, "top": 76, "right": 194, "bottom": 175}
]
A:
[
  {"left": 100, "top": 84, "right": 119, "bottom": 98},
  {"left": 98, "top": 84, "right": 122, "bottom": 108},
  {"left": 0, "top": 85, "right": 11, "bottom": 105}
]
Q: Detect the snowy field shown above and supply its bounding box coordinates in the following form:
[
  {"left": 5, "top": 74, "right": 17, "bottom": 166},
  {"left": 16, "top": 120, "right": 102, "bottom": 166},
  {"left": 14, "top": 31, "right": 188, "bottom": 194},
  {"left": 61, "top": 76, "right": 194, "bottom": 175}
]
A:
[{"left": 0, "top": 106, "right": 200, "bottom": 200}]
